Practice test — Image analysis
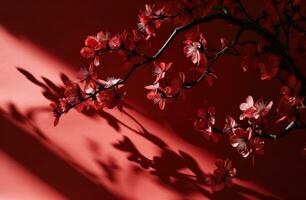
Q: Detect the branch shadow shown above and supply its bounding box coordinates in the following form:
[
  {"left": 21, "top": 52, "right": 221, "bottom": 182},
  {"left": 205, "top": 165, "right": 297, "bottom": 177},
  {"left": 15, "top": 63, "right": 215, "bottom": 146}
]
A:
[
  {"left": 111, "top": 110, "right": 278, "bottom": 200},
  {"left": 112, "top": 134, "right": 277, "bottom": 200},
  {"left": 0, "top": 107, "right": 120, "bottom": 200},
  {"left": 14, "top": 68, "right": 279, "bottom": 199},
  {"left": 17, "top": 67, "right": 68, "bottom": 103}
]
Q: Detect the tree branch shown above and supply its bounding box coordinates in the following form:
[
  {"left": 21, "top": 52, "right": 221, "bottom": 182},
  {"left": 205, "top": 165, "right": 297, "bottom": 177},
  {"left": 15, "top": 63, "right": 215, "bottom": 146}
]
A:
[
  {"left": 185, "top": 29, "right": 243, "bottom": 89},
  {"left": 58, "top": 12, "right": 306, "bottom": 117}
]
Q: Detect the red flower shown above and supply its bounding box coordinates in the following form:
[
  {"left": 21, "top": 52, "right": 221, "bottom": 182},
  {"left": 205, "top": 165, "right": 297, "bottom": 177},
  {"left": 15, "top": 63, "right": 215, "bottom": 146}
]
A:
[
  {"left": 109, "top": 32, "right": 127, "bottom": 49},
  {"left": 138, "top": 4, "right": 162, "bottom": 39},
  {"left": 84, "top": 81, "right": 98, "bottom": 95},
  {"left": 253, "top": 98, "right": 273, "bottom": 118},
  {"left": 64, "top": 81, "right": 84, "bottom": 105},
  {"left": 51, "top": 81, "right": 88, "bottom": 126},
  {"left": 239, "top": 96, "right": 273, "bottom": 120},
  {"left": 277, "top": 75, "right": 305, "bottom": 123},
  {"left": 260, "top": 1, "right": 281, "bottom": 32},
  {"left": 169, "top": 72, "right": 186, "bottom": 97},
  {"left": 230, "top": 127, "right": 264, "bottom": 158},
  {"left": 77, "top": 65, "right": 95, "bottom": 81},
  {"left": 50, "top": 98, "right": 67, "bottom": 126},
  {"left": 257, "top": 55, "right": 280, "bottom": 80},
  {"left": 183, "top": 33, "right": 207, "bottom": 66},
  {"left": 80, "top": 31, "right": 110, "bottom": 59},
  {"left": 240, "top": 43, "right": 260, "bottom": 72},
  {"left": 193, "top": 106, "right": 219, "bottom": 142},
  {"left": 96, "top": 82, "right": 126, "bottom": 110},
  {"left": 144, "top": 82, "right": 159, "bottom": 92},
  {"left": 207, "top": 159, "right": 237, "bottom": 192},
  {"left": 223, "top": 115, "right": 238, "bottom": 134},
  {"left": 239, "top": 96, "right": 256, "bottom": 120},
  {"left": 145, "top": 83, "right": 171, "bottom": 110},
  {"left": 132, "top": 29, "right": 145, "bottom": 43},
  {"left": 153, "top": 62, "right": 172, "bottom": 83},
  {"left": 80, "top": 47, "right": 96, "bottom": 59},
  {"left": 99, "top": 77, "right": 122, "bottom": 89}
]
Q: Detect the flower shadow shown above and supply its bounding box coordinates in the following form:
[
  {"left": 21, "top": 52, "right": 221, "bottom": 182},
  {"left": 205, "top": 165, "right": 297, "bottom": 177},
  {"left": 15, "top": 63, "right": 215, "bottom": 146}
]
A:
[
  {"left": 14, "top": 68, "right": 279, "bottom": 199},
  {"left": 0, "top": 104, "right": 120, "bottom": 200}
]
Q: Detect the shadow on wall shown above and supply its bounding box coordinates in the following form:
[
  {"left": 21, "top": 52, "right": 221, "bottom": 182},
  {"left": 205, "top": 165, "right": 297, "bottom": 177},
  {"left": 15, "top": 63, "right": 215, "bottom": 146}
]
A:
[
  {"left": 1, "top": 0, "right": 306, "bottom": 198},
  {"left": 0, "top": 104, "right": 278, "bottom": 200},
  {"left": 15, "top": 66, "right": 306, "bottom": 199},
  {"left": 0, "top": 72, "right": 278, "bottom": 200},
  {"left": 0, "top": 110, "right": 119, "bottom": 200}
]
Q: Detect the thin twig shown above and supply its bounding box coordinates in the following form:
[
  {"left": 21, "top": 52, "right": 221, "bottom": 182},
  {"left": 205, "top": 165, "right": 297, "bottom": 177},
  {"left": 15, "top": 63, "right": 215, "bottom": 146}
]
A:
[{"left": 58, "top": 12, "right": 306, "bottom": 119}]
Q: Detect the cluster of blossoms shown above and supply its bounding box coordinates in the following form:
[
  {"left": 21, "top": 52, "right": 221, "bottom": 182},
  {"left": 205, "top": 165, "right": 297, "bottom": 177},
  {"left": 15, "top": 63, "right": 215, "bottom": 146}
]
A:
[
  {"left": 256, "top": 55, "right": 280, "bottom": 81},
  {"left": 51, "top": 75, "right": 125, "bottom": 126},
  {"left": 114, "top": 135, "right": 236, "bottom": 192},
  {"left": 240, "top": 43, "right": 281, "bottom": 81},
  {"left": 48, "top": 0, "right": 306, "bottom": 193},
  {"left": 193, "top": 79, "right": 305, "bottom": 159},
  {"left": 228, "top": 124, "right": 265, "bottom": 158},
  {"left": 193, "top": 106, "right": 219, "bottom": 142},
  {"left": 239, "top": 96, "right": 273, "bottom": 121},
  {"left": 144, "top": 62, "right": 186, "bottom": 110},
  {"left": 194, "top": 96, "right": 272, "bottom": 158},
  {"left": 228, "top": 96, "right": 273, "bottom": 158},
  {"left": 80, "top": 29, "right": 146, "bottom": 64},
  {"left": 183, "top": 32, "right": 208, "bottom": 66},
  {"left": 277, "top": 75, "right": 305, "bottom": 125},
  {"left": 80, "top": 31, "right": 110, "bottom": 61},
  {"left": 138, "top": 4, "right": 172, "bottom": 39}
]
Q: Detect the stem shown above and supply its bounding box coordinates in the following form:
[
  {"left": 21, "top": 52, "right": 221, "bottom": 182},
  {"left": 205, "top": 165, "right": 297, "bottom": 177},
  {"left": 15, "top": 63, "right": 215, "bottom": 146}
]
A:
[
  {"left": 158, "top": 13, "right": 306, "bottom": 85},
  {"left": 272, "top": 0, "right": 287, "bottom": 39},
  {"left": 261, "top": 116, "right": 266, "bottom": 134},
  {"left": 259, "top": 123, "right": 306, "bottom": 140},
  {"left": 89, "top": 76, "right": 104, "bottom": 88},
  {"left": 59, "top": 12, "right": 306, "bottom": 117},
  {"left": 234, "top": 0, "right": 255, "bottom": 23},
  {"left": 184, "top": 29, "right": 243, "bottom": 88}
]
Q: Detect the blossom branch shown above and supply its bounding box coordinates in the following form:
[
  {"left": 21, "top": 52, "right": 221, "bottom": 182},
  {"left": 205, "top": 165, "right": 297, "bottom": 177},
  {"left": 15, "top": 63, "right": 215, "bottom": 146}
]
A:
[
  {"left": 57, "top": 11, "right": 306, "bottom": 116},
  {"left": 257, "top": 123, "right": 306, "bottom": 140},
  {"left": 185, "top": 29, "right": 243, "bottom": 89},
  {"left": 43, "top": 0, "right": 306, "bottom": 187}
]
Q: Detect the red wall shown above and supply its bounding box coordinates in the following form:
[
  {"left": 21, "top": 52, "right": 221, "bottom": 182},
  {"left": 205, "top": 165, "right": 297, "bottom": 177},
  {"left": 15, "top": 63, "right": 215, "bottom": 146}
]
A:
[{"left": 1, "top": 0, "right": 306, "bottom": 199}]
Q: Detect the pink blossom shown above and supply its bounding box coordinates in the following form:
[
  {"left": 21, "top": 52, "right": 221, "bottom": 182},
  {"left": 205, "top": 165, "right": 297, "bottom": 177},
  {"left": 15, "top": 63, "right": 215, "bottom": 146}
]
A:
[
  {"left": 183, "top": 33, "right": 207, "bottom": 66},
  {"left": 96, "top": 84, "right": 126, "bottom": 110},
  {"left": 169, "top": 72, "right": 186, "bottom": 97},
  {"left": 257, "top": 55, "right": 280, "bottom": 80},
  {"left": 81, "top": 31, "right": 109, "bottom": 57},
  {"left": 138, "top": 4, "right": 162, "bottom": 39},
  {"left": 99, "top": 77, "right": 122, "bottom": 89},
  {"left": 109, "top": 32, "right": 127, "bottom": 49},
  {"left": 230, "top": 127, "right": 264, "bottom": 158},
  {"left": 145, "top": 83, "right": 171, "bottom": 110},
  {"left": 223, "top": 115, "right": 238, "bottom": 134},
  {"left": 193, "top": 106, "right": 219, "bottom": 142},
  {"left": 239, "top": 96, "right": 273, "bottom": 120},
  {"left": 254, "top": 98, "right": 273, "bottom": 118},
  {"left": 277, "top": 75, "right": 305, "bottom": 123},
  {"left": 153, "top": 62, "right": 172, "bottom": 83},
  {"left": 80, "top": 31, "right": 110, "bottom": 61}
]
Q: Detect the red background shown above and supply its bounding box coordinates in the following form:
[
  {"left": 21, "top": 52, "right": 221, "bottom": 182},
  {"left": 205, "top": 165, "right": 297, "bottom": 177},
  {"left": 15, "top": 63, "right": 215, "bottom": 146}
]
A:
[{"left": 0, "top": 0, "right": 306, "bottom": 199}]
